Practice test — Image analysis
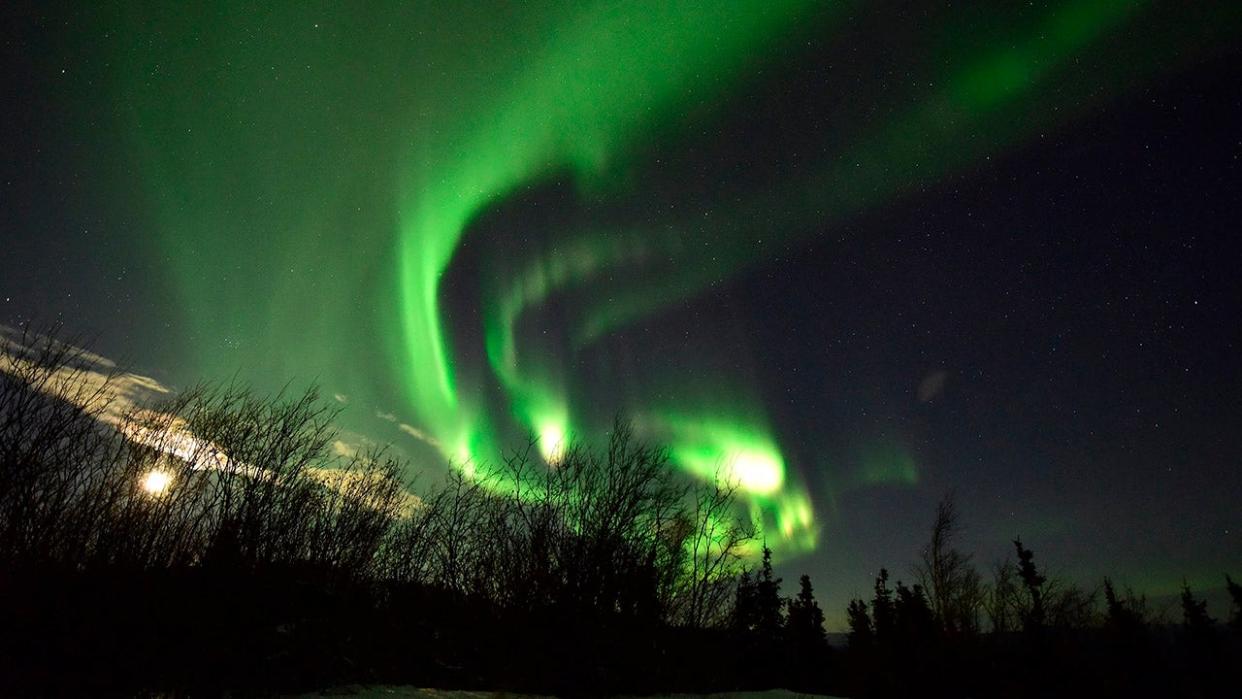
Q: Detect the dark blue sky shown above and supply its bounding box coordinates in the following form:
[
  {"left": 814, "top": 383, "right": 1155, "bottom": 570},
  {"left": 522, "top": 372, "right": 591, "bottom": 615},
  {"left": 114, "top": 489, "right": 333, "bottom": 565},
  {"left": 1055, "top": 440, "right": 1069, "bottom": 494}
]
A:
[{"left": 2, "top": 1, "right": 1239, "bottom": 625}]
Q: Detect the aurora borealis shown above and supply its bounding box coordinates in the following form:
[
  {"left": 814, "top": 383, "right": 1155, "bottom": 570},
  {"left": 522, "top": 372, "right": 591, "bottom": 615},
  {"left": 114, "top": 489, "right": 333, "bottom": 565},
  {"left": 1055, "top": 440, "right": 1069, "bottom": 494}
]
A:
[{"left": 3, "top": 1, "right": 1241, "bottom": 623}]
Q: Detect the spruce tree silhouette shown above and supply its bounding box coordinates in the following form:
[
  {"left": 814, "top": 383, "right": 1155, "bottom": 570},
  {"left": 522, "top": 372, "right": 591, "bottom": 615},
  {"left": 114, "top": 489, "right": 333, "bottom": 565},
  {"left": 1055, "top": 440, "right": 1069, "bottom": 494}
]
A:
[
  {"left": 730, "top": 545, "right": 785, "bottom": 688},
  {"left": 1098, "top": 577, "right": 1156, "bottom": 696},
  {"left": 846, "top": 597, "right": 873, "bottom": 649},
  {"left": 731, "top": 569, "right": 758, "bottom": 633},
  {"left": 1179, "top": 581, "right": 1223, "bottom": 694},
  {"left": 1226, "top": 575, "right": 1242, "bottom": 632},
  {"left": 1013, "top": 538, "right": 1046, "bottom": 633},
  {"left": 843, "top": 595, "right": 876, "bottom": 698},
  {"left": 894, "top": 581, "right": 936, "bottom": 644},
  {"left": 1102, "top": 577, "right": 1147, "bottom": 636},
  {"left": 1181, "top": 582, "right": 1214, "bottom": 634},
  {"left": 10, "top": 326, "right": 1242, "bottom": 697},
  {"left": 871, "top": 568, "right": 895, "bottom": 645},
  {"left": 785, "top": 574, "right": 829, "bottom": 691},
  {"left": 753, "top": 545, "right": 784, "bottom": 641},
  {"left": 787, "top": 574, "right": 827, "bottom": 649}
]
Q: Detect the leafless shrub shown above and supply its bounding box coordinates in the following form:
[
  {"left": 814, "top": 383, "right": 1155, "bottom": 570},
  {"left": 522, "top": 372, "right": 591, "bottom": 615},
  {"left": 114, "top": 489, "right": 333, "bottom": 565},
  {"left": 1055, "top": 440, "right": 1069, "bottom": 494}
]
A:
[
  {"left": 986, "top": 553, "right": 1098, "bottom": 633},
  {"left": 914, "top": 493, "right": 984, "bottom": 636},
  {"left": 1, "top": 324, "right": 759, "bottom": 667},
  {"left": 0, "top": 324, "right": 127, "bottom": 566},
  {"left": 677, "top": 475, "right": 754, "bottom": 627}
]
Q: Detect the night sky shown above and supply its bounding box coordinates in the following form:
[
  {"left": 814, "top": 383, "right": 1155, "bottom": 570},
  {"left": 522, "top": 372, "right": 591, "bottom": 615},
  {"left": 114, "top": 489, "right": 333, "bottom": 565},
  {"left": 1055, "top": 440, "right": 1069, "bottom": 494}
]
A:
[{"left": 3, "top": 1, "right": 1240, "bottom": 625}]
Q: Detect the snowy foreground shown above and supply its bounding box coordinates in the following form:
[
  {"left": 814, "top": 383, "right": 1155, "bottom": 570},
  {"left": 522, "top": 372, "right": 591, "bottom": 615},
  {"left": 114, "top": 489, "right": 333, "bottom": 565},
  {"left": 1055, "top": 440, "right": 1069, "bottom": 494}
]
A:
[{"left": 294, "top": 688, "right": 843, "bottom": 699}]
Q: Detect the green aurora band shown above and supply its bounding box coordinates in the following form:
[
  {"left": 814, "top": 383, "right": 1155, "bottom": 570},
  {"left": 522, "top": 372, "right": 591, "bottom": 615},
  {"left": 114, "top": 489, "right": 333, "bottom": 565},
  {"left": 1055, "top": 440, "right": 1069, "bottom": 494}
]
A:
[
  {"left": 394, "top": 0, "right": 825, "bottom": 551},
  {"left": 92, "top": 1, "right": 1236, "bottom": 558}
]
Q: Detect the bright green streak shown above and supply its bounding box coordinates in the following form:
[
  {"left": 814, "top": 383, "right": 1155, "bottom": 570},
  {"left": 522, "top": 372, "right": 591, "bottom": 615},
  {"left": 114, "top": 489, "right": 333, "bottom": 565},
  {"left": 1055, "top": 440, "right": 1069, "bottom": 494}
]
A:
[
  {"left": 552, "top": 1, "right": 1153, "bottom": 349},
  {"left": 857, "top": 443, "right": 919, "bottom": 487},
  {"left": 649, "top": 414, "right": 786, "bottom": 495},
  {"left": 86, "top": 0, "right": 1237, "bottom": 563},
  {"left": 404, "top": 0, "right": 1225, "bottom": 558},
  {"left": 456, "top": 0, "right": 1196, "bottom": 555},
  {"left": 395, "top": 1, "right": 816, "bottom": 467}
]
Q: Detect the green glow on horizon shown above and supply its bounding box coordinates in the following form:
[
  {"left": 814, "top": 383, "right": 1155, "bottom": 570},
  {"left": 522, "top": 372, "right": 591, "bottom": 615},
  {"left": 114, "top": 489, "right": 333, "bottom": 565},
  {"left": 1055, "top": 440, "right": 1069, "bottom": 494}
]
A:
[{"left": 857, "top": 443, "right": 920, "bottom": 487}]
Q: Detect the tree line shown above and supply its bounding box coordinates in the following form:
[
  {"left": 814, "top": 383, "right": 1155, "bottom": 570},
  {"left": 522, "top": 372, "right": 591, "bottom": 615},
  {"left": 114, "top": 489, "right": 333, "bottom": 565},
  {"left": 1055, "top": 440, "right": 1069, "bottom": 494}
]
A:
[
  {"left": 1, "top": 326, "right": 1239, "bottom": 697},
  {"left": 836, "top": 493, "right": 1241, "bottom": 697},
  {"left": 0, "top": 327, "right": 784, "bottom": 694}
]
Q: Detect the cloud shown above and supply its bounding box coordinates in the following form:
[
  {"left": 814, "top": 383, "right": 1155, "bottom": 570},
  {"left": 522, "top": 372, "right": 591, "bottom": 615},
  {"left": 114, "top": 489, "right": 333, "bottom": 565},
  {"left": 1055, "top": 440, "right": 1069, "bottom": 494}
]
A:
[
  {"left": 917, "top": 369, "right": 948, "bottom": 402},
  {"left": 375, "top": 405, "right": 440, "bottom": 449},
  {"left": 0, "top": 324, "right": 173, "bottom": 428},
  {"left": 331, "top": 439, "right": 357, "bottom": 457},
  {"left": 398, "top": 422, "right": 440, "bottom": 449},
  {"left": 1, "top": 325, "right": 426, "bottom": 514}
]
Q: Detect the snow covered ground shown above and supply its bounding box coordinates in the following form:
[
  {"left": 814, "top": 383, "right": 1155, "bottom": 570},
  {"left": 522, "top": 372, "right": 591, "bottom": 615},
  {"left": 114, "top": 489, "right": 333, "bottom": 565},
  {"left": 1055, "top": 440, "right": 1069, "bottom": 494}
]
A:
[{"left": 294, "top": 689, "right": 843, "bottom": 699}]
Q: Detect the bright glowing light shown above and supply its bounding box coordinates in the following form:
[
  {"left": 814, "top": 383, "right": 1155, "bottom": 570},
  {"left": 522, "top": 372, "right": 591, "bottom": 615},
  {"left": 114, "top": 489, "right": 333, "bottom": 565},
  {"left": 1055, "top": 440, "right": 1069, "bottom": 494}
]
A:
[
  {"left": 538, "top": 419, "right": 567, "bottom": 465},
  {"left": 90, "top": 0, "right": 1206, "bottom": 563},
  {"left": 727, "top": 449, "right": 785, "bottom": 494},
  {"left": 651, "top": 415, "right": 787, "bottom": 495},
  {"left": 140, "top": 469, "right": 173, "bottom": 496}
]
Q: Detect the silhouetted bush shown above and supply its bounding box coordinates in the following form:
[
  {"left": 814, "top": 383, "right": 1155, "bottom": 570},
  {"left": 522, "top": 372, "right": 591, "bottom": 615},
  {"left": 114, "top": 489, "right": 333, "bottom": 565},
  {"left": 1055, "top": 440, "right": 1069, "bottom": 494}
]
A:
[
  {"left": 0, "top": 326, "right": 786, "bottom": 696},
  {"left": 6, "top": 327, "right": 1238, "bottom": 697},
  {"left": 839, "top": 496, "right": 1241, "bottom": 698},
  {"left": 1228, "top": 575, "right": 1242, "bottom": 632}
]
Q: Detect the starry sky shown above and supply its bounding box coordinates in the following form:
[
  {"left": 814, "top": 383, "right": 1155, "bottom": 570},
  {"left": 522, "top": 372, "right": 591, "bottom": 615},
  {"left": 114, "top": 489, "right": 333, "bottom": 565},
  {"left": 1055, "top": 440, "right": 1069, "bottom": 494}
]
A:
[{"left": 2, "top": 1, "right": 1240, "bottom": 625}]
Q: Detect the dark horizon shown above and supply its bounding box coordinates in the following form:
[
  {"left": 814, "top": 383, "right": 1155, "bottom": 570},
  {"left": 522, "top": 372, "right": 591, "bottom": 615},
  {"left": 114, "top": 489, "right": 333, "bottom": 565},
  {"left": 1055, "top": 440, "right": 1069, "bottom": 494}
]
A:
[
  {"left": 3, "top": 0, "right": 1240, "bottom": 636},
  {"left": 1, "top": 326, "right": 1239, "bottom": 697}
]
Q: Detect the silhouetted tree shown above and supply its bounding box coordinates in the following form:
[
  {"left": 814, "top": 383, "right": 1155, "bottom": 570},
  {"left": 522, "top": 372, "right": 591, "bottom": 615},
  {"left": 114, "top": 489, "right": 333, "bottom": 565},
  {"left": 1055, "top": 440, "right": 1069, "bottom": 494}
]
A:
[
  {"left": 847, "top": 597, "right": 874, "bottom": 649},
  {"left": 1181, "top": 582, "right": 1214, "bottom": 633},
  {"left": 915, "top": 493, "right": 983, "bottom": 636},
  {"left": 1179, "top": 580, "right": 1222, "bottom": 693},
  {"left": 787, "top": 574, "right": 827, "bottom": 649},
  {"left": 12, "top": 325, "right": 1242, "bottom": 697},
  {"left": 680, "top": 473, "right": 754, "bottom": 627},
  {"left": 1097, "top": 575, "right": 1155, "bottom": 696},
  {"left": 1226, "top": 574, "right": 1242, "bottom": 632},
  {"left": 1044, "top": 580, "right": 1097, "bottom": 630},
  {"left": 894, "top": 580, "right": 937, "bottom": 645},
  {"left": 985, "top": 558, "right": 1020, "bottom": 633},
  {"left": 731, "top": 569, "right": 758, "bottom": 633},
  {"left": 872, "top": 567, "right": 895, "bottom": 644},
  {"left": 785, "top": 574, "right": 829, "bottom": 690},
  {"left": 751, "top": 546, "right": 784, "bottom": 638},
  {"left": 1014, "top": 538, "right": 1046, "bottom": 633},
  {"left": 1102, "top": 577, "right": 1148, "bottom": 636}
]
